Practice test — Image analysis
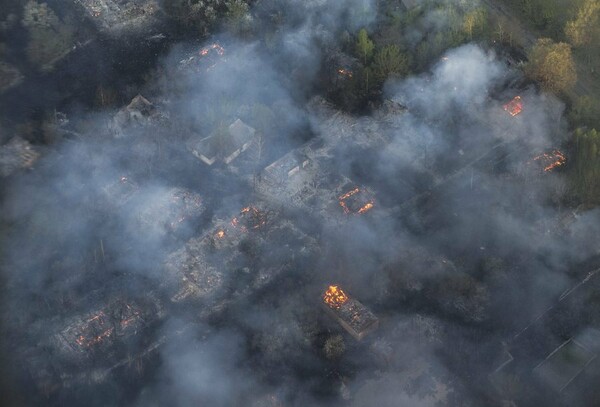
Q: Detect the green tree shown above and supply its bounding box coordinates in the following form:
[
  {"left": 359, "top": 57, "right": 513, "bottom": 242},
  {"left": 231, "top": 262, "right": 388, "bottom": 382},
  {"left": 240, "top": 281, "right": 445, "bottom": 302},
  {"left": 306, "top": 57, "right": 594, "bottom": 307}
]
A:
[
  {"left": 570, "top": 95, "right": 600, "bottom": 129},
  {"left": 355, "top": 28, "right": 374, "bottom": 64},
  {"left": 163, "top": 0, "right": 220, "bottom": 34},
  {"left": 565, "top": 0, "right": 600, "bottom": 48},
  {"left": 372, "top": 44, "right": 410, "bottom": 84},
  {"left": 462, "top": 8, "right": 487, "bottom": 39},
  {"left": 21, "top": 1, "right": 73, "bottom": 70},
  {"left": 573, "top": 128, "right": 600, "bottom": 203},
  {"left": 225, "top": 0, "right": 252, "bottom": 37},
  {"left": 525, "top": 38, "right": 577, "bottom": 94}
]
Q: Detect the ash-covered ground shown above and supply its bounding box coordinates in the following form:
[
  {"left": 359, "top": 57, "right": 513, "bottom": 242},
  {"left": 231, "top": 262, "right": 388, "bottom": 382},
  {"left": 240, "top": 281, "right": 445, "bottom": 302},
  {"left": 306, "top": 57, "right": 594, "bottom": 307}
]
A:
[{"left": 2, "top": 0, "right": 600, "bottom": 406}]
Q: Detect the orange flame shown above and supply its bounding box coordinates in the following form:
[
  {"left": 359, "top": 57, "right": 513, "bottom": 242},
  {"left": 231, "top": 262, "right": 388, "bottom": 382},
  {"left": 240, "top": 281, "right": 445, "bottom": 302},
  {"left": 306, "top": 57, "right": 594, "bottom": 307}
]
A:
[
  {"left": 231, "top": 206, "right": 266, "bottom": 231},
  {"left": 339, "top": 187, "right": 375, "bottom": 215},
  {"left": 73, "top": 304, "right": 141, "bottom": 348},
  {"left": 323, "top": 285, "right": 349, "bottom": 309},
  {"left": 215, "top": 230, "right": 225, "bottom": 239},
  {"left": 339, "top": 187, "right": 360, "bottom": 201},
  {"left": 358, "top": 202, "right": 374, "bottom": 214},
  {"left": 503, "top": 96, "right": 523, "bottom": 117},
  {"left": 532, "top": 149, "right": 566, "bottom": 172}
]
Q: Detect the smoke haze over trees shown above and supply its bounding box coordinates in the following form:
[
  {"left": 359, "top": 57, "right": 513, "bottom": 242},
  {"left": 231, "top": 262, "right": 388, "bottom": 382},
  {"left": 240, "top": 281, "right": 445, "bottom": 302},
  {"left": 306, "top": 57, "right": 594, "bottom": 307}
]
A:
[{"left": 1, "top": 0, "right": 600, "bottom": 406}]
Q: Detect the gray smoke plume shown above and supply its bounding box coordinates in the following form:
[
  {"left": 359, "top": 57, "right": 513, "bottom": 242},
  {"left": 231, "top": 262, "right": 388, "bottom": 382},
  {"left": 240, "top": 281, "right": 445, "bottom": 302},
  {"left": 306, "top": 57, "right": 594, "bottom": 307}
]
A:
[{"left": 1, "top": 0, "right": 598, "bottom": 406}]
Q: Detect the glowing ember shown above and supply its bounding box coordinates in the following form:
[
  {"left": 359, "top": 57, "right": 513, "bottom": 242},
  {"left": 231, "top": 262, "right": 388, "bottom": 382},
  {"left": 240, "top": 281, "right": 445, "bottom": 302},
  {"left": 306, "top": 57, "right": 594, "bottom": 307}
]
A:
[
  {"left": 200, "top": 43, "right": 225, "bottom": 57},
  {"left": 120, "top": 304, "right": 141, "bottom": 329},
  {"left": 339, "top": 187, "right": 360, "bottom": 201},
  {"left": 337, "top": 68, "right": 353, "bottom": 78},
  {"left": 532, "top": 149, "right": 567, "bottom": 172},
  {"left": 503, "top": 96, "right": 523, "bottom": 117},
  {"left": 231, "top": 206, "right": 267, "bottom": 231},
  {"left": 358, "top": 202, "right": 374, "bottom": 214},
  {"left": 339, "top": 187, "right": 375, "bottom": 215},
  {"left": 69, "top": 303, "right": 143, "bottom": 349},
  {"left": 323, "top": 285, "right": 349, "bottom": 309},
  {"left": 215, "top": 229, "right": 225, "bottom": 239},
  {"left": 73, "top": 311, "right": 113, "bottom": 348},
  {"left": 75, "top": 329, "right": 113, "bottom": 348}
]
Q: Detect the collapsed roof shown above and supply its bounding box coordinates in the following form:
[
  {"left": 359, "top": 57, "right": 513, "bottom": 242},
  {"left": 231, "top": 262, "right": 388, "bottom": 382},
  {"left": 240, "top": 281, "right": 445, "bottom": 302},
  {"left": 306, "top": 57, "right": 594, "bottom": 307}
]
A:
[
  {"left": 111, "top": 95, "right": 167, "bottom": 137},
  {"left": 188, "top": 119, "right": 256, "bottom": 166},
  {"left": 262, "top": 150, "right": 311, "bottom": 186}
]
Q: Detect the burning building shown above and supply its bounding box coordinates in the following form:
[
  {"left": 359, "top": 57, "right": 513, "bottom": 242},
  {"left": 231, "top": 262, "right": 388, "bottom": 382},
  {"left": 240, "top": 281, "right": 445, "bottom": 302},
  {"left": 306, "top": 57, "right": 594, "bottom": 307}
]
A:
[
  {"left": 321, "top": 285, "right": 379, "bottom": 340},
  {"left": 0, "top": 137, "right": 40, "bottom": 177},
  {"left": 164, "top": 204, "right": 272, "bottom": 303},
  {"left": 188, "top": 119, "right": 256, "bottom": 166},
  {"left": 338, "top": 186, "right": 375, "bottom": 215},
  {"left": 230, "top": 205, "right": 271, "bottom": 233},
  {"left": 503, "top": 96, "right": 523, "bottom": 117},
  {"left": 55, "top": 300, "right": 150, "bottom": 356},
  {"left": 27, "top": 293, "right": 165, "bottom": 395},
  {"left": 531, "top": 149, "right": 567, "bottom": 172},
  {"left": 73, "top": 0, "right": 161, "bottom": 36},
  {"left": 179, "top": 43, "right": 226, "bottom": 73},
  {"left": 325, "top": 50, "right": 358, "bottom": 84}
]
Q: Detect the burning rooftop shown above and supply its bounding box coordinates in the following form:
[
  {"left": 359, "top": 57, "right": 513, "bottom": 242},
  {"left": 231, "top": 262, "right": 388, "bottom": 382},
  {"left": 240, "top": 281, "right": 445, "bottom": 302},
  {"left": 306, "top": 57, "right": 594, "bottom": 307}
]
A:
[
  {"left": 323, "top": 285, "right": 349, "bottom": 309},
  {"left": 503, "top": 96, "right": 523, "bottom": 117},
  {"left": 322, "top": 285, "right": 379, "bottom": 340}
]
